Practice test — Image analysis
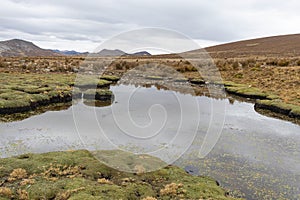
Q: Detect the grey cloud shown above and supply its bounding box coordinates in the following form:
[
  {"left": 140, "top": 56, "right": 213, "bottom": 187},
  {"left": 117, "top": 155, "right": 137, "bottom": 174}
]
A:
[{"left": 0, "top": 0, "right": 299, "bottom": 51}]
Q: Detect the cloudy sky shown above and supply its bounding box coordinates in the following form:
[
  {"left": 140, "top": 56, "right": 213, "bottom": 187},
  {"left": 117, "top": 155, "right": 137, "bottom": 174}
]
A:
[{"left": 1, "top": 0, "right": 299, "bottom": 52}]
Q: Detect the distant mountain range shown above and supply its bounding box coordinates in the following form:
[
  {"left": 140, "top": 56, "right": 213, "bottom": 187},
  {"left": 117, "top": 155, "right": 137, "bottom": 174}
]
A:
[
  {"left": 0, "top": 39, "right": 151, "bottom": 57},
  {"left": 96, "top": 49, "right": 126, "bottom": 56},
  {"left": 52, "top": 49, "right": 88, "bottom": 56}
]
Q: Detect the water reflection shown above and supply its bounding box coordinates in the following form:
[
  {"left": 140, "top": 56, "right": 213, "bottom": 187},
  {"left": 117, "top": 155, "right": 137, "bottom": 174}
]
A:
[
  {"left": 0, "top": 84, "right": 299, "bottom": 199},
  {"left": 83, "top": 100, "right": 113, "bottom": 107}
]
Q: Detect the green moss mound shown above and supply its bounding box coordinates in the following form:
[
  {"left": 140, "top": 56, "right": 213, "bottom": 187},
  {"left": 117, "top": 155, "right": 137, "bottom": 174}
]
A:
[
  {"left": 99, "top": 75, "right": 120, "bottom": 82},
  {"left": 0, "top": 73, "right": 75, "bottom": 114},
  {"left": 83, "top": 89, "right": 113, "bottom": 101},
  {"left": 0, "top": 150, "right": 240, "bottom": 200},
  {"left": 223, "top": 82, "right": 279, "bottom": 100},
  {"left": 0, "top": 73, "right": 116, "bottom": 114},
  {"left": 75, "top": 75, "right": 112, "bottom": 88},
  {"left": 255, "top": 100, "right": 300, "bottom": 118}
]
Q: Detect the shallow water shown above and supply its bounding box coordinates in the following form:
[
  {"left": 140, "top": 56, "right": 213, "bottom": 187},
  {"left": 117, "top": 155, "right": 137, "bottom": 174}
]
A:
[{"left": 0, "top": 84, "right": 299, "bottom": 199}]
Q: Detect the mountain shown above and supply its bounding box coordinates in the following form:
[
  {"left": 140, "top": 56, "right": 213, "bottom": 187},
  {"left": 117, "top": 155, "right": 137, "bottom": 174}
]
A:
[
  {"left": 52, "top": 49, "right": 88, "bottom": 56},
  {"left": 0, "top": 39, "right": 60, "bottom": 57},
  {"left": 95, "top": 49, "right": 151, "bottom": 57},
  {"left": 97, "top": 49, "right": 126, "bottom": 56},
  {"left": 202, "top": 34, "right": 300, "bottom": 58},
  {"left": 131, "top": 51, "right": 151, "bottom": 56}
]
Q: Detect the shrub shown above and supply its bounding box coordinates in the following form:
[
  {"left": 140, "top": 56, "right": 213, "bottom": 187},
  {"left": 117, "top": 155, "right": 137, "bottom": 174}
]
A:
[
  {"left": 17, "top": 189, "right": 29, "bottom": 200},
  {"left": 0, "top": 61, "right": 7, "bottom": 68},
  {"left": 277, "top": 59, "right": 289, "bottom": 67},
  {"left": 266, "top": 59, "right": 278, "bottom": 66},
  {"left": 246, "top": 58, "right": 256, "bottom": 64},
  {"left": 115, "top": 63, "right": 123, "bottom": 70},
  {"left": 97, "top": 178, "right": 113, "bottom": 184},
  {"left": 184, "top": 60, "right": 190, "bottom": 65},
  {"left": 160, "top": 183, "right": 184, "bottom": 196},
  {"left": 123, "top": 61, "right": 136, "bottom": 70},
  {"left": 232, "top": 61, "right": 240, "bottom": 70},
  {"left": 234, "top": 73, "right": 243, "bottom": 78},
  {"left": 142, "top": 197, "right": 157, "bottom": 200},
  {"left": 185, "top": 65, "right": 197, "bottom": 72},
  {"left": 8, "top": 168, "right": 28, "bottom": 181},
  {"left": 0, "top": 187, "right": 12, "bottom": 197}
]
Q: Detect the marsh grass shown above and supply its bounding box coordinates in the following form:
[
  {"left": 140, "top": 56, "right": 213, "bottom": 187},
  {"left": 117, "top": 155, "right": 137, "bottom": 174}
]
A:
[
  {"left": 255, "top": 99, "right": 300, "bottom": 117},
  {"left": 0, "top": 73, "right": 115, "bottom": 114},
  {"left": 83, "top": 89, "right": 113, "bottom": 101},
  {"left": 99, "top": 75, "right": 120, "bottom": 82},
  {"left": 0, "top": 150, "right": 239, "bottom": 200}
]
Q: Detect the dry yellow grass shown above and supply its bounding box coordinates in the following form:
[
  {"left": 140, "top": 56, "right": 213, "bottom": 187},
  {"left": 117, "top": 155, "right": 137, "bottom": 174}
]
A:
[
  {"left": 55, "top": 187, "right": 85, "bottom": 200},
  {"left": 142, "top": 197, "right": 157, "bottom": 200},
  {"left": 17, "top": 189, "right": 29, "bottom": 200},
  {"left": 8, "top": 168, "right": 27, "bottom": 181},
  {"left": 0, "top": 187, "right": 12, "bottom": 197},
  {"left": 160, "top": 182, "right": 184, "bottom": 196},
  {"left": 134, "top": 164, "right": 146, "bottom": 175},
  {"left": 20, "top": 178, "right": 35, "bottom": 186},
  {"left": 42, "top": 164, "right": 82, "bottom": 180},
  {"left": 97, "top": 178, "right": 113, "bottom": 184}
]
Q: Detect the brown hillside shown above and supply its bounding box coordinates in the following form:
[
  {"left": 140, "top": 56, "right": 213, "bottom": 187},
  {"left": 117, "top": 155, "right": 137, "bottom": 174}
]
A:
[{"left": 202, "top": 34, "right": 300, "bottom": 58}]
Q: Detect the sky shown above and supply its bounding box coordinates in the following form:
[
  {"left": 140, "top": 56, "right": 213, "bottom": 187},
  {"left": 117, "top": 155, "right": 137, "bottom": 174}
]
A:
[{"left": 0, "top": 0, "right": 300, "bottom": 53}]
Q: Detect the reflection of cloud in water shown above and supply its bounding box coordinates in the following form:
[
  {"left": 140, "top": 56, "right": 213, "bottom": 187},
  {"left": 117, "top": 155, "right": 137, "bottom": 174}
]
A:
[{"left": 0, "top": 84, "right": 299, "bottom": 198}]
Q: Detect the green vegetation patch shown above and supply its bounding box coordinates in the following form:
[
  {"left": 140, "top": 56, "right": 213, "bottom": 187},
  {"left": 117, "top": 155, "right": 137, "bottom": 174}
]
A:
[
  {"left": 0, "top": 73, "right": 76, "bottom": 114},
  {"left": 83, "top": 89, "right": 113, "bottom": 101},
  {"left": 174, "top": 77, "right": 189, "bottom": 82},
  {"left": 0, "top": 150, "right": 239, "bottom": 200},
  {"left": 256, "top": 100, "right": 292, "bottom": 110},
  {"left": 222, "top": 82, "right": 281, "bottom": 100},
  {"left": 75, "top": 75, "right": 112, "bottom": 88},
  {"left": 256, "top": 100, "right": 300, "bottom": 118},
  {"left": 222, "top": 82, "right": 280, "bottom": 100},
  {"left": 0, "top": 99, "right": 30, "bottom": 109},
  {"left": 99, "top": 75, "right": 120, "bottom": 82},
  {"left": 226, "top": 86, "right": 268, "bottom": 99},
  {"left": 290, "top": 106, "right": 300, "bottom": 117},
  {"left": 222, "top": 81, "right": 245, "bottom": 87}
]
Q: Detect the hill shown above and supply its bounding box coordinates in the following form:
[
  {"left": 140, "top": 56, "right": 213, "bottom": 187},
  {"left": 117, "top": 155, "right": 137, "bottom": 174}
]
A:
[
  {"left": 189, "top": 34, "right": 300, "bottom": 58},
  {"left": 202, "top": 34, "right": 300, "bottom": 58},
  {"left": 0, "top": 39, "right": 60, "bottom": 57}
]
